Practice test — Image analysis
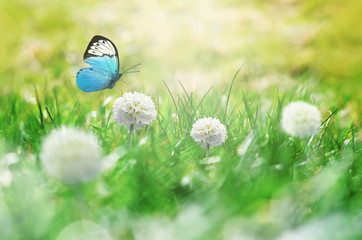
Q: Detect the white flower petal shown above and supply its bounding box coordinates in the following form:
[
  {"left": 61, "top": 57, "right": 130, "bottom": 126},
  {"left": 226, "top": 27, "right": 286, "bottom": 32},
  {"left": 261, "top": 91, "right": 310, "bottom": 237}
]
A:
[
  {"left": 40, "top": 127, "right": 102, "bottom": 184},
  {"left": 113, "top": 92, "right": 157, "bottom": 130},
  {"left": 281, "top": 101, "right": 321, "bottom": 138},
  {"left": 190, "top": 117, "right": 227, "bottom": 149}
]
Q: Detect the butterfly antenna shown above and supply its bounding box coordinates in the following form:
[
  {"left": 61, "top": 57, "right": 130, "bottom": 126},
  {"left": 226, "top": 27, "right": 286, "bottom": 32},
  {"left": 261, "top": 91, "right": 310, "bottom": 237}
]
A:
[{"left": 122, "top": 63, "right": 141, "bottom": 74}]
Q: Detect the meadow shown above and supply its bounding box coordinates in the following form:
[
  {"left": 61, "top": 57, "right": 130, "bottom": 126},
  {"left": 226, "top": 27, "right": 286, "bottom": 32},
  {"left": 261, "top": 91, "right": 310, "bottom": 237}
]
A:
[{"left": 0, "top": 0, "right": 361, "bottom": 239}]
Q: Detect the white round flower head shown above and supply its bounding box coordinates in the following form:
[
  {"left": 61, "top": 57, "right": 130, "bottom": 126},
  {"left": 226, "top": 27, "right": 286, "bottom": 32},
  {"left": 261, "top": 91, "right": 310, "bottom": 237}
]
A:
[
  {"left": 113, "top": 92, "right": 157, "bottom": 131},
  {"left": 281, "top": 101, "right": 321, "bottom": 138},
  {"left": 40, "top": 127, "right": 102, "bottom": 184},
  {"left": 190, "top": 117, "right": 227, "bottom": 149}
]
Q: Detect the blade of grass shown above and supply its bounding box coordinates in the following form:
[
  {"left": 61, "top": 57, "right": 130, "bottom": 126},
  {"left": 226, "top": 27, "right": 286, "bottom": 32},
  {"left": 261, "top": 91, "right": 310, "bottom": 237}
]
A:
[
  {"left": 224, "top": 64, "right": 244, "bottom": 119},
  {"left": 33, "top": 85, "right": 44, "bottom": 129},
  {"left": 177, "top": 95, "right": 192, "bottom": 127},
  {"left": 163, "top": 81, "right": 180, "bottom": 121},
  {"left": 316, "top": 106, "right": 341, "bottom": 146},
  {"left": 90, "top": 124, "right": 105, "bottom": 134},
  {"left": 242, "top": 92, "right": 256, "bottom": 131},
  {"left": 195, "top": 86, "right": 213, "bottom": 112},
  {"left": 45, "top": 106, "right": 55, "bottom": 127},
  {"left": 178, "top": 80, "right": 195, "bottom": 114}
]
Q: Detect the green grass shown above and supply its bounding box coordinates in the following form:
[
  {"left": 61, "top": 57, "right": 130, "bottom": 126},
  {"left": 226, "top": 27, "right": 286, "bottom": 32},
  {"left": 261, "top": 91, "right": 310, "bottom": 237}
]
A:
[
  {"left": 0, "top": 0, "right": 361, "bottom": 238},
  {"left": 0, "top": 73, "right": 360, "bottom": 239}
]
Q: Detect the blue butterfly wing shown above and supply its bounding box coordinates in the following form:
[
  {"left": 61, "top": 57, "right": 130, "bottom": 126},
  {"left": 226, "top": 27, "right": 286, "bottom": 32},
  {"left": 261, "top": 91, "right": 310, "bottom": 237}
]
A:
[
  {"left": 83, "top": 35, "right": 119, "bottom": 75},
  {"left": 76, "top": 36, "right": 120, "bottom": 92},
  {"left": 76, "top": 67, "right": 113, "bottom": 92},
  {"left": 84, "top": 56, "right": 119, "bottom": 76}
]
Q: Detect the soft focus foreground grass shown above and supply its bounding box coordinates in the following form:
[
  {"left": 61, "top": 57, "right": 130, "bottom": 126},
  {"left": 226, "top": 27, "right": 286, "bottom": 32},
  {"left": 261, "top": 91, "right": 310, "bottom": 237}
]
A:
[
  {"left": 0, "top": 78, "right": 361, "bottom": 239},
  {"left": 0, "top": 0, "right": 361, "bottom": 239}
]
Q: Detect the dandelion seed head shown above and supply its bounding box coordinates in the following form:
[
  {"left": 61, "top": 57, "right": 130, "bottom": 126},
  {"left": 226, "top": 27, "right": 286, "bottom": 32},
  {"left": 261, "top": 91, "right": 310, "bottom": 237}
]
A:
[
  {"left": 281, "top": 101, "right": 321, "bottom": 138},
  {"left": 40, "top": 127, "right": 102, "bottom": 184},
  {"left": 190, "top": 117, "right": 227, "bottom": 149},
  {"left": 113, "top": 92, "right": 156, "bottom": 130}
]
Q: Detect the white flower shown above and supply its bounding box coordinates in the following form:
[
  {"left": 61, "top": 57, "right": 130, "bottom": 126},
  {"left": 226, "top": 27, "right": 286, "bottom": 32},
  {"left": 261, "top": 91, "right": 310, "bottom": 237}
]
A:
[
  {"left": 113, "top": 92, "right": 157, "bottom": 130},
  {"left": 190, "top": 117, "right": 227, "bottom": 149},
  {"left": 181, "top": 176, "right": 192, "bottom": 186},
  {"left": 2, "top": 153, "right": 19, "bottom": 166},
  {"left": 40, "top": 127, "right": 102, "bottom": 184},
  {"left": 281, "top": 101, "right": 321, "bottom": 138},
  {"left": 0, "top": 168, "right": 12, "bottom": 188}
]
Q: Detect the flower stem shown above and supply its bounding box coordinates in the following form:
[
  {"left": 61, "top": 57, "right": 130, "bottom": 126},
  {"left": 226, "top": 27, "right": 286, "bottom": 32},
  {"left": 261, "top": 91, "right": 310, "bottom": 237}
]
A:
[
  {"left": 303, "top": 137, "right": 314, "bottom": 165},
  {"left": 74, "top": 184, "right": 89, "bottom": 218},
  {"left": 206, "top": 143, "right": 210, "bottom": 158},
  {"left": 128, "top": 124, "right": 134, "bottom": 149}
]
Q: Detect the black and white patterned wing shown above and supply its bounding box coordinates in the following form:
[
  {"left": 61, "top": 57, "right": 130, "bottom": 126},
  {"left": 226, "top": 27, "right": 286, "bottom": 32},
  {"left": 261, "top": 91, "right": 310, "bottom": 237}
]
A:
[{"left": 83, "top": 35, "right": 119, "bottom": 76}]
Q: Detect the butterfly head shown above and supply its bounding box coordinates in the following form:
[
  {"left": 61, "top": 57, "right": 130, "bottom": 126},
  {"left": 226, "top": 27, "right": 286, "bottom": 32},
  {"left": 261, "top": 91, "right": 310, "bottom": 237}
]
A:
[{"left": 109, "top": 73, "right": 124, "bottom": 89}]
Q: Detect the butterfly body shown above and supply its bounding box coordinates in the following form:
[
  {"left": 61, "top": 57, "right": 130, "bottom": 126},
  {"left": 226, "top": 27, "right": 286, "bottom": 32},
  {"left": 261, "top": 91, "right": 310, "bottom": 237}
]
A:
[{"left": 76, "top": 35, "right": 122, "bottom": 92}]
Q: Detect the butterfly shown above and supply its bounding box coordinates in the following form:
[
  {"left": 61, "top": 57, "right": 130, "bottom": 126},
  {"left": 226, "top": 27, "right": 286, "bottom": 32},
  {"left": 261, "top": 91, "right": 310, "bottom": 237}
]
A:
[{"left": 76, "top": 35, "right": 140, "bottom": 92}]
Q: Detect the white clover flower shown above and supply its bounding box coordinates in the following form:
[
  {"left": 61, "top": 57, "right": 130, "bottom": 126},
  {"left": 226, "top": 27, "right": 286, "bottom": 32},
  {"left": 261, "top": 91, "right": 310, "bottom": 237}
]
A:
[
  {"left": 40, "top": 127, "right": 102, "bottom": 184},
  {"left": 190, "top": 117, "right": 227, "bottom": 149},
  {"left": 113, "top": 92, "right": 157, "bottom": 131},
  {"left": 281, "top": 101, "right": 321, "bottom": 138}
]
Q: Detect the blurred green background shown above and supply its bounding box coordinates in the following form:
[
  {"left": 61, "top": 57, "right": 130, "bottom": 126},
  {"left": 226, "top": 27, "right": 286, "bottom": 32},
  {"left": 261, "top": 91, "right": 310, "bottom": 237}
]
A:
[
  {"left": 0, "top": 0, "right": 361, "bottom": 122},
  {"left": 0, "top": 1, "right": 361, "bottom": 239}
]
